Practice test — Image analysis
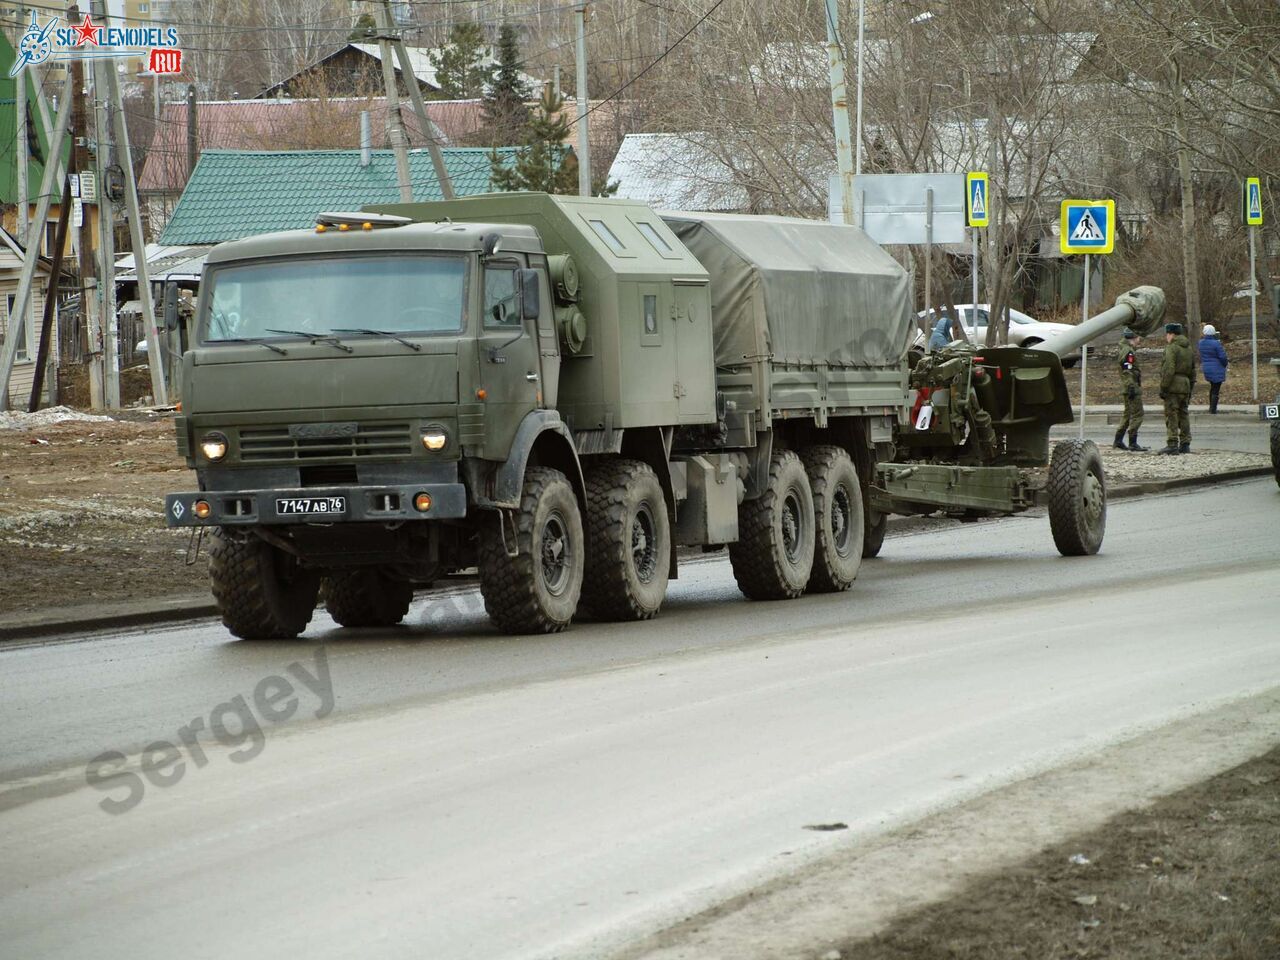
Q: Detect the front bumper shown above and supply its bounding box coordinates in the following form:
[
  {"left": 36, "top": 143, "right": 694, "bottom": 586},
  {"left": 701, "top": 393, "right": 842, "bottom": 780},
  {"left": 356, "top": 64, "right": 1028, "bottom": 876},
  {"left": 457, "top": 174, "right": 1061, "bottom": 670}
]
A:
[{"left": 164, "top": 482, "right": 468, "bottom": 527}]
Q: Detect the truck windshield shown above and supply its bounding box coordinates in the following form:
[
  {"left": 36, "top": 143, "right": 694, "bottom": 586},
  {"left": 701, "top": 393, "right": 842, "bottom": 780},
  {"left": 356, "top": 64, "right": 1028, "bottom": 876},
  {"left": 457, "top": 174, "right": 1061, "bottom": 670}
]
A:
[{"left": 201, "top": 255, "right": 466, "bottom": 342}]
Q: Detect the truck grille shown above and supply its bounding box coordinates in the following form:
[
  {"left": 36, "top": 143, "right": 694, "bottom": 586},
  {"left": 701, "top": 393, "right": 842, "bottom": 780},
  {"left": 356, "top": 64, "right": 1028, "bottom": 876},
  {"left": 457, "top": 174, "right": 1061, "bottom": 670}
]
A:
[{"left": 239, "top": 423, "right": 414, "bottom": 463}]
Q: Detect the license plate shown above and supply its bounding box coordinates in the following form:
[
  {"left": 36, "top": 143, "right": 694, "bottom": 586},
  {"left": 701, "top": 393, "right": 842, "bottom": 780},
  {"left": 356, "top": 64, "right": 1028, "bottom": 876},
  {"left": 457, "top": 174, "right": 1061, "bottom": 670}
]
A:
[{"left": 275, "top": 496, "right": 347, "bottom": 517}]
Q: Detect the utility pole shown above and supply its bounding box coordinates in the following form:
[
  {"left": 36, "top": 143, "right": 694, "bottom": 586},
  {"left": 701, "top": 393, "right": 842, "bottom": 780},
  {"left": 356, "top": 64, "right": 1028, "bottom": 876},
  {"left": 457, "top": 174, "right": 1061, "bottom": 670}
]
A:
[
  {"left": 15, "top": 4, "right": 29, "bottom": 247},
  {"left": 186, "top": 83, "right": 198, "bottom": 178},
  {"left": 106, "top": 29, "right": 168, "bottom": 404},
  {"left": 381, "top": 0, "right": 454, "bottom": 199},
  {"left": 65, "top": 6, "right": 105, "bottom": 408},
  {"left": 373, "top": 1, "right": 413, "bottom": 202},
  {"left": 1169, "top": 59, "right": 1201, "bottom": 338},
  {"left": 574, "top": 3, "right": 592, "bottom": 197},
  {"left": 90, "top": 12, "right": 119, "bottom": 408},
  {"left": 823, "top": 0, "right": 854, "bottom": 227}
]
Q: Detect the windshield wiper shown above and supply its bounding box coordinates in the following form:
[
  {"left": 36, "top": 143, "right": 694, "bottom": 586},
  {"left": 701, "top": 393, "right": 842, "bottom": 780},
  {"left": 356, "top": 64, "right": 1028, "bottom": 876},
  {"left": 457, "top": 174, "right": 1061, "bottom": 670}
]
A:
[
  {"left": 217, "top": 337, "right": 288, "bottom": 356},
  {"left": 264, "top": 328, "right": 354, "bottom": 353},
  {"left": 332, "top": 328, "right": 422, "bottom": 352}
]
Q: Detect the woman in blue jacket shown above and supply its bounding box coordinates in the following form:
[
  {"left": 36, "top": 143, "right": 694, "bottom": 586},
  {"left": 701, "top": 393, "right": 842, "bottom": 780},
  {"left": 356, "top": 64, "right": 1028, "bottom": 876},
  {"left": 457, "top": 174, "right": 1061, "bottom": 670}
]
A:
[{"left": 1198, "top": 324, "right": 1228, "bottom": 414}]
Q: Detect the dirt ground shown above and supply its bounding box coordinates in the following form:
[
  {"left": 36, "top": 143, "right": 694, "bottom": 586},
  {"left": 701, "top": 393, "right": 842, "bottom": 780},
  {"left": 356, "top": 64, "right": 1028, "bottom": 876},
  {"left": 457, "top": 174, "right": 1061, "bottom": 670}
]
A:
[
  {"left": 0, "top": 413, "right": 205, "bottom": 617},
  {"left": 837, "top": 745, "right": 1280, "bottom": 960}
]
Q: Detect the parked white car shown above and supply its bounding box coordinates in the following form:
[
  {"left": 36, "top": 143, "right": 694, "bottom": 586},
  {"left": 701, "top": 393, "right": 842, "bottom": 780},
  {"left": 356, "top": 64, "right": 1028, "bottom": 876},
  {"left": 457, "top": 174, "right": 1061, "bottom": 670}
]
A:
[{"left": 915, "top": 304, "right": 1081, "bottom": 366}]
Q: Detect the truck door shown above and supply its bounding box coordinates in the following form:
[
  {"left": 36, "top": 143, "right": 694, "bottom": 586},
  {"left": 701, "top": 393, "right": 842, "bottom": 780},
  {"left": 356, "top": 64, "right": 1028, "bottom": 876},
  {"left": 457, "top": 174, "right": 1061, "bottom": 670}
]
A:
[
  {"left": 478, "top": 259, "right": 540, "bottom": 459},
  {"left": 671, "top": 279, "right": 714, "bottom": 423}
]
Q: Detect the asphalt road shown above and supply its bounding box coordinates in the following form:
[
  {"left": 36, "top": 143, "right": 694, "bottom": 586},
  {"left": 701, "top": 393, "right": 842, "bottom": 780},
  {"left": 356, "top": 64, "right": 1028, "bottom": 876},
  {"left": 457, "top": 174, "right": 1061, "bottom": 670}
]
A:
[{"left": 1, "top": 478, "right": 1277, "bottom": 959}]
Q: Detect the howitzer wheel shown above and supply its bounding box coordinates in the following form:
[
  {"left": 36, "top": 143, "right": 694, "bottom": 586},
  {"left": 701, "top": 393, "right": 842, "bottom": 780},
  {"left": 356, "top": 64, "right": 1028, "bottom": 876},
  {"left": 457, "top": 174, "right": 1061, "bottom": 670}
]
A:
[
  {"left": 801, "top": 446, "right": 864, "bottom": 592},
  {"left": 1270, "top": 422, "right": 1280, "bottom": 489},
  {"left": 323, "top": 569, "right": 414, "bottom": 628},
  {"left": 209, "top": 529, "right": 320, "bottom": 639},
  {"left": 1047, "top": 439, "right": 1106, "bottom": 556},
  {"left": 862, "top": 510, "right": 887, "bottom": 558}
]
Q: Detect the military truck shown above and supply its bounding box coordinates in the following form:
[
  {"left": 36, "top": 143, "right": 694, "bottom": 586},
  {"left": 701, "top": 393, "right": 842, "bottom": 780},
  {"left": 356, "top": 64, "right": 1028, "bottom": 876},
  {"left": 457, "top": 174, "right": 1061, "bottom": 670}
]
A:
[{"left": 165, "top": 194, "right": 914, "bottom": 638}]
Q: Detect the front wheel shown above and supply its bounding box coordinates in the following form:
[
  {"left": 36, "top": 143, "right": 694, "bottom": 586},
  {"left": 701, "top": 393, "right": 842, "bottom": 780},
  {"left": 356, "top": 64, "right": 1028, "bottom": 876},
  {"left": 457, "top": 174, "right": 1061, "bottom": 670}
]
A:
[
  {"left": 478, "top": 467, "right": 584, "bottom": 634},
  {"left": 1047, "top": 438, "right": 1106, "bottom": 556},
  {"left": 209, "top": 530, "right": 320, "bottom": 639},
  {"left": 862, "top": 508, "right": 887, "bottom": 558},
  {"left": 729, "top": 449, "right": 816, "bottom": 600}
]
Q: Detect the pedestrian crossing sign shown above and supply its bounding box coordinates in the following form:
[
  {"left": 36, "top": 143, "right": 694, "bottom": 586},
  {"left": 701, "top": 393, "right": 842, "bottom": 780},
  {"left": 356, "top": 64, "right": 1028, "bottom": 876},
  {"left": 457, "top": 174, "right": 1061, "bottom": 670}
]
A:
[
  {"left": 1060, "top": 199, "right": 1115, "bottom": 254},
  {"left": 966, "top": 172, "right": 989, "bottom": 227},
  {"left": 1244, "top": 177, "right": 1263, "bottom": 226}
]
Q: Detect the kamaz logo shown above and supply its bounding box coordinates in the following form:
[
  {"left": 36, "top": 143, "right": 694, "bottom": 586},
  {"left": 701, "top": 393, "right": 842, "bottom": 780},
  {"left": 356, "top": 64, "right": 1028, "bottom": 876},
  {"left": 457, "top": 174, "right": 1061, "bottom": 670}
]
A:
[{"left": 289, "top": 422, "right": 359, "bottom": 439}]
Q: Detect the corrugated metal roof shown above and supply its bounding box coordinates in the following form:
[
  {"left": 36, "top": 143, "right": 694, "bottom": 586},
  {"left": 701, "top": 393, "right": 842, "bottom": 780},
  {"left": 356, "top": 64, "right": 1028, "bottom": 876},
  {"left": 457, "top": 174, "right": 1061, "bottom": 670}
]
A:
[
  {"left": 138, "top": 98, "right": 486, "bottom": 194},
  {"left": 607, "top": 134, "right": 747, "bottom": 212},
  {"left": 158, "top": 147, "right": 518, "bottom": 246}
]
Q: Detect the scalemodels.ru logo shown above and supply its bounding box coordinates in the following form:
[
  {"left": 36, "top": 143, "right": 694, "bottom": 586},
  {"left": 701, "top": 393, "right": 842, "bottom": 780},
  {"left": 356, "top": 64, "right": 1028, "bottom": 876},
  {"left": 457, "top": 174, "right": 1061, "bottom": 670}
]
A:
[{"left": 8, "top": 10, "right": 183, "bottom": 78}]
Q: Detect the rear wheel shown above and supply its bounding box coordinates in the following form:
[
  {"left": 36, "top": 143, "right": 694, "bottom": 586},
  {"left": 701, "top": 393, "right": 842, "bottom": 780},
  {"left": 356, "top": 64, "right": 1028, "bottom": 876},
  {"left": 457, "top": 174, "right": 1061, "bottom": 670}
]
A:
[
  {"left": 730, "top": 449, "right": 815, "bottom": 600},
  {"left": 581, "top": 459, "right": 671, "bottom": 620},
  {"left": 478, "top": 466, "right": 584, "bottom": 634},
  {"left": 209, "top": 529, "right": 320, "bottom": 639},
  {"left": 802, "top": 446, "right": 864, "bottom": 592},
  {"left": 323, "top": 569, "right": 414, "bottom": 628},
  {"left": 1047, "top": 438, "right": 1106, "bottom": 556}
]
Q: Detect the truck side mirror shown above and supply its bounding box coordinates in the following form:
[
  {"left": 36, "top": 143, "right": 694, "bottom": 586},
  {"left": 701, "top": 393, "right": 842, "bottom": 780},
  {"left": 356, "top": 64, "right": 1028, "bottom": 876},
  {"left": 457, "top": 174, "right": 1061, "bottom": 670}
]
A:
[{"left": 520, "top": 268, "right": 540, "bottom": 322}]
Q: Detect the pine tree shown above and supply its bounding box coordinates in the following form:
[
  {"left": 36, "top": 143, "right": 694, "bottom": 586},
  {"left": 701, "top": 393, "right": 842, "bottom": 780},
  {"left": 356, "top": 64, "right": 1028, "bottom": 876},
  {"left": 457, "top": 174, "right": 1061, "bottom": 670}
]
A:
[
  {"left": 429, "top": 21, "right": 490, "bottom": 100},
  {"left": 480, "top": 23, "right": 530, "bottom": 145},
  {"left": 490, "top": 87, "right": 577, "bottom": 194},
  {"left": 348, "top": 13, "right": 375, "bottom": 41}
]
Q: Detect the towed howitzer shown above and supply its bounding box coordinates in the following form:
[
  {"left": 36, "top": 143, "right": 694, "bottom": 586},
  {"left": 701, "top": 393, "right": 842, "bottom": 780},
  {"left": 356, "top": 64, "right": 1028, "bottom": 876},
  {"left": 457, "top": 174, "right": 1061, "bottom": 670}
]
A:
[{"left": 869, "top": 286, "right": 1166, "bottom": 557}]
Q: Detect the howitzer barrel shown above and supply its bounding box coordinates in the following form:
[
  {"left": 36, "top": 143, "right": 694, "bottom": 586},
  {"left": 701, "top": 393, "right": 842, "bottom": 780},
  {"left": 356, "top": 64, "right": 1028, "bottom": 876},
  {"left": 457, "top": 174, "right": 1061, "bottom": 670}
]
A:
[{"left": 1044, "top": 285, "right": 1166, "bottom": 358}]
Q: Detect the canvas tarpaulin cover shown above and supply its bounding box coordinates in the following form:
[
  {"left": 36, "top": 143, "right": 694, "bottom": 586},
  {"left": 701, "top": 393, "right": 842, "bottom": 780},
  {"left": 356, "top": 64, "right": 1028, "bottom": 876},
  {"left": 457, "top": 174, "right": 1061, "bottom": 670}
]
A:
[{"left": 661, "top": 212, "right": 914, "bottom": 370}]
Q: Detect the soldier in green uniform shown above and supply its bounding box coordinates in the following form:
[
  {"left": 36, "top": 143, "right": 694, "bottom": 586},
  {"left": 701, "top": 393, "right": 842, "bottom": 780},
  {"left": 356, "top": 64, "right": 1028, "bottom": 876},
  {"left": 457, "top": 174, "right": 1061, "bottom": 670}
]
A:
[
  {"left": 1114, "top": 327, "right": 1147, "bottom": 451},
  {"left": 1158, "top": 322, "right": 1195, "bottom": 454}
]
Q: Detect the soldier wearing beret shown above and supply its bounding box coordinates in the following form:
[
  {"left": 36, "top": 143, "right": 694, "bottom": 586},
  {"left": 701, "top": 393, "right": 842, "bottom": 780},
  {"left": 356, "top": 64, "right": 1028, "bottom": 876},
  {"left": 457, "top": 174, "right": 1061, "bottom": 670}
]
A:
[
  {"left": 1158, "top": 321, "right": 1195, "bottom": 454},
  {"left": 1114, "top": 327, "right": 1147, "bottom": 451}
]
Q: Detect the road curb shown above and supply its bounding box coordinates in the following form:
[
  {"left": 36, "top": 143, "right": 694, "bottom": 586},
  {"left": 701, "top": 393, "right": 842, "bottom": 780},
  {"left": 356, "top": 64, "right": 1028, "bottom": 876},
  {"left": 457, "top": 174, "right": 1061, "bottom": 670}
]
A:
[
  {"left": 1, "top": 467, "right": 1272, "bottom": 643},
  {"left": 0, "top": 597, "right": 217, "bottom": 643},
  {"left": 1108, "top": 464, "right": 1273, "bottom": 499}
]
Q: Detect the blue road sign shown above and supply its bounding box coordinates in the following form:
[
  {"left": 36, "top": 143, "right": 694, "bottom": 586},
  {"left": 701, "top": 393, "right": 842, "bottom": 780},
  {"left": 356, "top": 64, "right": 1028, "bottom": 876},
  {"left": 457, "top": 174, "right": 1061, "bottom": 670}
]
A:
[
  {"left": 1060, "top": 199, "right": 1115, "bottom": 254},
  {"left": 966, "top": 172, "right": 989, "bottom": 227},
  {"left": 1245, "top": 177, "right": 1264, "bottom": 226}
]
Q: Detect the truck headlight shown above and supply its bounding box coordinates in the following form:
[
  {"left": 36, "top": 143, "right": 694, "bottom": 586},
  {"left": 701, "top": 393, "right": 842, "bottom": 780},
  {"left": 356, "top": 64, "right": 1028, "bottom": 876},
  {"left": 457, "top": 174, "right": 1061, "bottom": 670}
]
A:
[
  {"left": 200, "top": 431, "right": 229, "bottom": 461},
  {"left": 421, "top": 427, "right": 448, "bottom": 451}
]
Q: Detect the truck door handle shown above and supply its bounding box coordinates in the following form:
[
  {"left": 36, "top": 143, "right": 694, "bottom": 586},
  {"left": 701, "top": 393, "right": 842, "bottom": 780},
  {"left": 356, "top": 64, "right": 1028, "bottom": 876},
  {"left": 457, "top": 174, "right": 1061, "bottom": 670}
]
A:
[{"left": 525, "top": 373, "right": 539, "bottom": 382}]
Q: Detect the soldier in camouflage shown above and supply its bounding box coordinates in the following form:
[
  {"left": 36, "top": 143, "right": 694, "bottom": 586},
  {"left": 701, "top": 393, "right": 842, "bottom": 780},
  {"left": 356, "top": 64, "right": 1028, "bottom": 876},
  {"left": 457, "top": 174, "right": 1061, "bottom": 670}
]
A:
[
  {"left": 1113, "top": 327, "right": 1148, "bottom": 451},
  {"left": 1158, "top": 321, "right": 1195, "bottom": 455}
]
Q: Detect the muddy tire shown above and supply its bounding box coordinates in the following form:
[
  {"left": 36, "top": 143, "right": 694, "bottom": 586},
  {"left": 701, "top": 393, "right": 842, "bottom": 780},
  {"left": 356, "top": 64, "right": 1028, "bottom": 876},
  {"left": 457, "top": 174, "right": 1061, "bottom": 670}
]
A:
[
  {"left": 1048, "top": 438, "right": 1106, "bottom": 556},
  {"left": 1270, "top": 422, "right": 1280, "bottom": 489},
  {"left": 729, "top": 449, "right": 815, "bottom": 600},
  {"left": 801, "top": 446, "right": 864, "bottom": 593},
  {"left": 209, "top": 529, "right": 320, "bottom": 639},
  {"left": 323, "top": 569, "right": 414, "bottom": 628},
  {"left": 581, "top": 459, "right": 670, "bottom": 620},
  {"left": 478, "top": 466, "right": 584, "bottom": 634}
]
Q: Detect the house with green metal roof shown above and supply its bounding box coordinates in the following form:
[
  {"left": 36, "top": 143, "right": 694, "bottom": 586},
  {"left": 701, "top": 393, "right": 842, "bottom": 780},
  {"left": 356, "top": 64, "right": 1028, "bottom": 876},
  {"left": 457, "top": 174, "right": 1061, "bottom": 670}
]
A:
[
  {"left": 158, "top": 148, "right": 519, "bottom": 246},
  {"left": 1, "top": 33, "right": 71, "bottom": 249}
]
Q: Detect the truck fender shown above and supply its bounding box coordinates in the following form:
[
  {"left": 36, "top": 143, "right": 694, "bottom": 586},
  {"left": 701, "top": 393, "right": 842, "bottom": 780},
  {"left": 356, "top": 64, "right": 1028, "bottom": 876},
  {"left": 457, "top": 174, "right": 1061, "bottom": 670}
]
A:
[{"left": 475, "top": 410, "right": 586, "bottom": 511}]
